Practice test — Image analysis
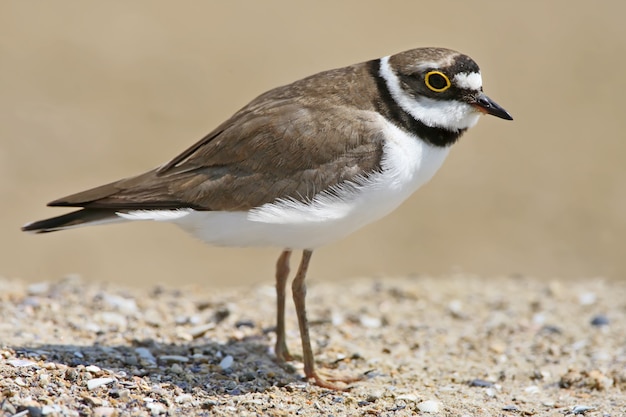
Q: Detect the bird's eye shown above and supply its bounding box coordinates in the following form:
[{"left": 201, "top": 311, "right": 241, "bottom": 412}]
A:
[{"left": 424, "top": 71, "right": 451, "bottom": 92}]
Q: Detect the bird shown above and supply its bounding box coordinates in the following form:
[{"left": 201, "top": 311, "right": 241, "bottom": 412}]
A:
[{"left": 22, "top": 47, "right": 512, "bottom": 389}]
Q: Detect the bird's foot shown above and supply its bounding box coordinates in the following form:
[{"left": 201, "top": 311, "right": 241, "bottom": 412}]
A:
[
  {"left": 274, "top": 341, "right": 294, "bottom": 363},
  {"left": 306, "top": 370, "right": 364, "bottom": 390}
]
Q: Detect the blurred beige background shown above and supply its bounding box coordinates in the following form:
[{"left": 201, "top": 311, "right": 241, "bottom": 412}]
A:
[{"left": 2, "top": 1, "right": 625, "bottom": 288}]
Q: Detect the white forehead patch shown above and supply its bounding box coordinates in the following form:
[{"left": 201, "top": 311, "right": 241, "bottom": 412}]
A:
[{"left": 454, "top": 72, "right": 482, "bottom": 90}]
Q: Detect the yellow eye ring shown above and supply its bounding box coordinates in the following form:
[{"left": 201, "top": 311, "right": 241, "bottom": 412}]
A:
[{"left": 424, "top": 71, "right": 451, "bottom": 92}]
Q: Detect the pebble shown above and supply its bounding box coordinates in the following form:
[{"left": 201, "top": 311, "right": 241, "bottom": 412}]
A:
[
  {"left": 87, "top": 377, "right": 116, "bottom": 390},
  {"left": 578, "top": 292, "right": 596, "bottom": 306},
  {"left": 417, "top": 400, "right": 440, "bottom": 413},
  {"left": 187, "top": 323, "right": 216, "bottom": 339},
  {"left": 359, "top": 315, "right": 382, "bottom": 328},
  {"left": 135, "top": 347, "right": 156, "bottom": 364},
  {"left": 41, "top": 405, "right": 60, "bottom": 415},
  {"left": 85, "top": 365, "right": 102, "bottom": 374},
  {"left": 502, "top": 404, "right": 519, "bottom": 411},
  {"left": 170, "top": 363, "right": 184, "bottom": 374},
  {"left": 83, "top": 396, "right": 104, "bottom": 407},
  {"left": 93, "top": 407, "right": 118, "bottom": 417},
  {"left": 102, "top": 294, "right": 138, "bottom": 314},
  {"left": 27, "top": 282, "right": 50, "bottom": 295},
  {"left": 590, "top": 314, "right": 609, "bottom": 327},
  {"left": 447, "top": 300, "right": 464, "bottom": 318},
  {"left": 144, "top": 309, "right": 163, "bottom": 327},
  {"left": 14, "top": 377, "right": 28, "bottom": 387},
  {"left": 110, "top": 388, "right": 131, "bottom": 401},
  {"left": 524, "top": 385, "right": 540, "bottom": 394},
  {"left": 331, "top": 312, "right": 344, "bottom": 326},
  {"left": 175, "top": 394, "right": 194, "bottom": 403},
  {"left": 159, "top": 355, "right": 189, "bottom": 364},
  {"left": 38, "top": 373, "right": 51, "bottom": 387},
  {"left": 572, "top": 405, "right": 594, "bottom": 414},
  {"left": 235, "top": 319, "right": 255, "bottom": 328},
  {"left": 469, "top": 379, "right": 493, "bottom": 387},
  {"left": 219, "top": 355, "right": 234, "bottom": 370},
  {"left": 396, "top": 394, "right": 418, "bottom": 402},
  {"left": 532, "top": 313, "right": 546, "bottom": 325},
  {"left": 96, "top": 312, "right": 127, "bottom": 328},
  {"left": 8, "top": 359, "right": 37, "bottom": 367},
  {"left": 146, "top": 402, "right": 166, "bottom": 415}
]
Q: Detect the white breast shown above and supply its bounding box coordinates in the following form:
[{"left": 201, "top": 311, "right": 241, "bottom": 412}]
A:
[{"left": 122, "top": 115, "right": 450, "bottom": 249}]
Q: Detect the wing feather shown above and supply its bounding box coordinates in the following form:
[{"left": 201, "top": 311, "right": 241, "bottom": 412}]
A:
[{"left": 49, "top": 63, "right": 385, "bottom": 211}]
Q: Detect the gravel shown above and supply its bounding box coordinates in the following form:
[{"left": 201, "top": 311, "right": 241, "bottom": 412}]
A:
[{"left": 0, "top": 274, "right": 624, "bottom": 416}]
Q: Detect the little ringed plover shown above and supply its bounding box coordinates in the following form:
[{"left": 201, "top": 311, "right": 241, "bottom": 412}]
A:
[{"left": 23, "top": 47, "right": 512, "bottom": 389}]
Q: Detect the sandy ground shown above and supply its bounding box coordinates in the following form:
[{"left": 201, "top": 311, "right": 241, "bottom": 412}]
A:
[{"left": 1, "top": 274, "right": 624, "bottom": 416}]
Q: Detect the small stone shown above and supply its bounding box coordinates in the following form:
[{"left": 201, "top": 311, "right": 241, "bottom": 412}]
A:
[
  {"left": 8, "top": 359, "right": 37, "bottom": 367},
  {"left": 489, "top": 342, "right": 506, "bottom": 354},
  {"left": 502, "top": 404, "right": 519, "bottom": 411},
  {"left": 417, "top": 400, "right": 440, "bottom": 413},
  {"left": 396, "top": 394, "right": 418, "bottom": 402},
  {"left": 83, "top": 396, "right": 104, "bottom": 407},
  {"left": 144, "top": 309, "right": 163, "bottom": 327},
  {"left": 38, "top": 373, "right": 51, "bottom": 387},
  {"left": 175, "top": 394, "right": 193, "bottom": 403},
  {"left": 85, "top": 365, "right": 102, "bottom": 374},
  {"left": 469, "top": 379, "right": 493, "bottom": 387},
  {"left": 146, "top": 402, "right": 166, "bottom": 415},
  {"left": 366, "top": 391, "right": 382, "bottom": 402},
  {"left": 572, "top": 405, "right": 594, "bottom": 415},
  {"left": 187, "top": 323, "right": 216, "bottom": 339},
  {"left": 27, "top": 282, "right": 50, "bottom": 295},
  {"left": 360, "top": 315, "right": 382, "bottom": 328},
  {"left": 448, "top": 300, "right": 464, "bottom": 318},
  {"left": 102, "top": 294, "right": 138, "bottom": 314},
  {"left": 532, "top": 313, "right": 546, "bottom": 326},
  {"left": 135, "top": 347, "right": 156, "bottom": 364},
  {"left": 159, "top": 355, "right": 189, "bottom": 364},
  {"left": 524, "top": 385, "right": 540, "bottom": 394},
  {"left": 109, "top": 388, "right": 130, "bottom": 401},
  {"left": 93, "top": 407, "right": 118, "bottom": 417},
  {"left": 41, "top": 405, "right": 59, "bottom": 415},
  {"left": 590, "top": 315, "right": 609, "bottom": 327},
  {"left": 96, "top": 312, "right": 127, "bottom": 328},
  {"left": 87, "top": 377, "right": 115, "bottom": 390},
  {"left": 14, "top": 377, "right": 28, "bottom": 387},
  {"left": 219, "top": 355, "right": 234, "bottom": 370},
  {"left": 578, "top": 292, "right": 596, "bottom": 305},
  {"left": 170, "top": 363, "right": 184, "bottom": 374},
  {"left": 235, "top": 319, "right": 255, "bottom": 328}
]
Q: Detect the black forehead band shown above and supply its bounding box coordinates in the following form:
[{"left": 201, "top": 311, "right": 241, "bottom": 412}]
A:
[{"left": 445, "top": 55, "right": 480, "bottom": 74}]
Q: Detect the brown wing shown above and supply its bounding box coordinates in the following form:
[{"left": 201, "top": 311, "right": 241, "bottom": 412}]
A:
[{"left": 49, "top": 103, "right": 385, "bottom": 212}]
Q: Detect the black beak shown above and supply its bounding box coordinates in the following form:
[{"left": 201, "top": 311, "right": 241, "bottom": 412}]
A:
[{"left": 473, "top": 93, "right": 513, "bottom": 120}]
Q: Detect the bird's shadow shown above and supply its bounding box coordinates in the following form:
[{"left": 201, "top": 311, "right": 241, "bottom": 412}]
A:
[{"left": 10, "top": 334, "right": 306, "bottom": 397}]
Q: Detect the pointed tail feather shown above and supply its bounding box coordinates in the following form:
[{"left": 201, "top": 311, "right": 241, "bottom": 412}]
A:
[{"left": 21, "top": 209, "right": 123, "bottom": 234}]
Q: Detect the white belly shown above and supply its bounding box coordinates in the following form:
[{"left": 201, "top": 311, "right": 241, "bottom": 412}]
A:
[{"left": 120, "top": 118, "right": 450, "bottom": 249}]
